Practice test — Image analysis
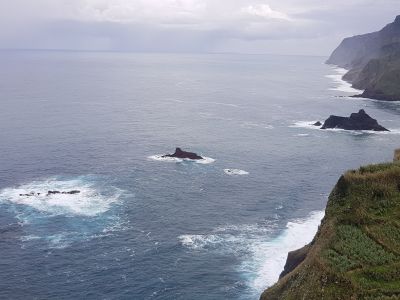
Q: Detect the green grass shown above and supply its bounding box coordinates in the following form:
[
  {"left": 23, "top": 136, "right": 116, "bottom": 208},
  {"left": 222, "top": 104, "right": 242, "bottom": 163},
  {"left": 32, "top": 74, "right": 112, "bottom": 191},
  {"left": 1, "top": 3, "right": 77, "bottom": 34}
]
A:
[{"left": 261, "top": 157, "right": 400, "bottom": 300}]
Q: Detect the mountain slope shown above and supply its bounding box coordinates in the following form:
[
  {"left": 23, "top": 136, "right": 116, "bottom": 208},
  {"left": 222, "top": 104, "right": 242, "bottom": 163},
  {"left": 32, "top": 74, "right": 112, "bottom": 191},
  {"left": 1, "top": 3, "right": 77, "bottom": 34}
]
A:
[
  {"left": 260, "top": 153, "right": 400, "bottom": 299},
  {"left": 327, "top": 16, "right": 400, "bottom": 101}
]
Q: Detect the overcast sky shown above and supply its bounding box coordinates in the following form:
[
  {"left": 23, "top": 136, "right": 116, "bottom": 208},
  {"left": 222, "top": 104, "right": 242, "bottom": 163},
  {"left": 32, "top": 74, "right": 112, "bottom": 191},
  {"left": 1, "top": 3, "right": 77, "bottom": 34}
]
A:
[{"left": 1, "top": 0, "right": 399, "bottom": 55}]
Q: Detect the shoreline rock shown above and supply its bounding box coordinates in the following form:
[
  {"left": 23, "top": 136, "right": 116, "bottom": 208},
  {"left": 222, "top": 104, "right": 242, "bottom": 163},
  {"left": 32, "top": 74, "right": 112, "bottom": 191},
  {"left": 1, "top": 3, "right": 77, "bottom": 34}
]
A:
[{"left": 279, "top": 244, "right": 311, "bottom": 279}]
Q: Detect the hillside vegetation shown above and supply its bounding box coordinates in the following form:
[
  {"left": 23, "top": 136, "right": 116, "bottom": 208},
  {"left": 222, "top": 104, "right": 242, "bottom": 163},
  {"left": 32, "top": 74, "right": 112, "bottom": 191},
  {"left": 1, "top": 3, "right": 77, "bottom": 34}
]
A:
[{"left": 261, "top": 153, "right": 400, "bottom": 299}]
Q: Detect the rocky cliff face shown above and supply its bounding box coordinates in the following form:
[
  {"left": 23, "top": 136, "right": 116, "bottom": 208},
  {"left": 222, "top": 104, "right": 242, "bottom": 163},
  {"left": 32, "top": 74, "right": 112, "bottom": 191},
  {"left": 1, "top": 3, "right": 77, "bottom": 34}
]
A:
[
  {"left": 260, "top": 151, "right": 400, "bottom": 300},
  {"left": 327, "top": 16, "right": 400, "bottom": 101}
]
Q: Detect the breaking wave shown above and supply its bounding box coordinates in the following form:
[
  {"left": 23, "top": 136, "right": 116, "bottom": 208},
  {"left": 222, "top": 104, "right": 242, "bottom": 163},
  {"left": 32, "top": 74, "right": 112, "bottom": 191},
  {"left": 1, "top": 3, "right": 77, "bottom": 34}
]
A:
[
  {"left": 0, "top": 176, "right": 127, "bottom": 249},
  {"left": 0, "top": 176, "right": 122, "bottom": 217},
  {"left": 326, "top": 67, "right": 363, "bottom": 93},
  {"left": 179, "top": 211, "right": 324, "bottom": 294}
]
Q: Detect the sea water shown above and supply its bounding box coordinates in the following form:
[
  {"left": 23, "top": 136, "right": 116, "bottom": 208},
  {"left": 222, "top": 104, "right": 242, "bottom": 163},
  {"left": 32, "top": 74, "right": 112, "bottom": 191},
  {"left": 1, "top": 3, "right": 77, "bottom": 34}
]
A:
[{"left": 1, "top": 51, "right": 400, "bottom": 299}]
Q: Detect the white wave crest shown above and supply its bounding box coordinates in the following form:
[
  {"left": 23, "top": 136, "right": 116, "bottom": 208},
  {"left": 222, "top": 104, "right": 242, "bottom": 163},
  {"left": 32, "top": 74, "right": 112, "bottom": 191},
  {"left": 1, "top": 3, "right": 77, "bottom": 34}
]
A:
[
  {"left": 179, "top": 211, "right": 324, "bottom": 294},
  {"left": 249, "top": 211, "right": 324, "bottom": 291},
  {"left": 0, "top": 177, "right": 121, "bottom": 217},
  {"left": 148, "top": 155, "right": 215, "bottom": 164},
  {"left": 224, "top": 169, "right": 249, "bottom": 176},
  {"left": 326, "top": 67, "right": 363, "bottom": 93},
  {"left": 290, "top": 121, "right": 322, "bottom": 130}
]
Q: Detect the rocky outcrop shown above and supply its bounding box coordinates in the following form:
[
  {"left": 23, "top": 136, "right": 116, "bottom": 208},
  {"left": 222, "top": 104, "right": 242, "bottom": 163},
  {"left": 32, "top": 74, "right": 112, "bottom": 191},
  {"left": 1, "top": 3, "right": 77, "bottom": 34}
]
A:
[
  {"left": 320, "top": 109, "right": 389, "bottom": 131},
  {"left": 162, "top": 148, "right": 203, "bottom": 160},
  {"left": 313, "top": 121, "right": 322, "bottom": 127},
  {"left": 279, "top": 244, "right": 311, "bottom": 279},
  {"left": 327, "top": 16, "right": 400, "bottom": 101},
  {"left": 260, "top": 151, "right": 400, "bottom": 300}
]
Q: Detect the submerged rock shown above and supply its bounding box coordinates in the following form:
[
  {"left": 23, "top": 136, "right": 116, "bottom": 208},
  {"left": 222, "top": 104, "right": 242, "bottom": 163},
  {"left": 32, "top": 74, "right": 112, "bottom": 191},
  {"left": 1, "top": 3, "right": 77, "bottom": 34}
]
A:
[
  {"left": 19, "top": 190, "right": 81, "bottom": 197},
  {"left": 62, "top": 190, "right": 80, "bottom": 195},
  {"left": 47, "top": 191, "right": 61, "bottom": 195},
  {"left": 19, "top": 192, "right": 37, "bottom": 197},
  {"left": 321, "top": 109, "right": 389, "bottom": 131},
  {"left": 162, "top": 148, "right": 203, "bottom": 160}
]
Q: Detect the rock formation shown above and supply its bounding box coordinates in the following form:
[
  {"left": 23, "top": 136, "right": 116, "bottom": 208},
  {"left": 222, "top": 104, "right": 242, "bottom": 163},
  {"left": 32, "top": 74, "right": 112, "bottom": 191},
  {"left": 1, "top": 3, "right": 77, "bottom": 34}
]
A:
[
  {"left": 162, "top": 148, "right": 203, "bottom": 160},
  {"left": 320, "top": 109, "right": 389, "bottom": 131}
]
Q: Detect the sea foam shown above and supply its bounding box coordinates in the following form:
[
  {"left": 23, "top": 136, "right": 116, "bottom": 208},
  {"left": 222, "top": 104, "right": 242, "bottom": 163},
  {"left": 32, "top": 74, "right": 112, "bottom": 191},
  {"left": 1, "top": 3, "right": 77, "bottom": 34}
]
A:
[
  {"left": 179, "top": 211, "right": 324, "bottom": 294},
  {"left": 0, "top": 176, "right": 122, "bottom": 217},
  {"left": 247, "top": 211, "right": 324, "bottom": 291},
  {"left": 224, "top": 169, "right": 249, "bottom": 176},
  {"left": 326, "top": 67, "right": 363, "bottom": 93}
]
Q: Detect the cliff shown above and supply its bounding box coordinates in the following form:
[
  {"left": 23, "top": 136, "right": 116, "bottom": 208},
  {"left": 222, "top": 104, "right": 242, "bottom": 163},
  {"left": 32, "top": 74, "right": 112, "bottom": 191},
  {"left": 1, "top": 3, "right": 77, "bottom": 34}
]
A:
[
  {"left": 327, "top": 16, "right": 400, "bottom": 101},
  {"left": 260, "top": 151, "right": 400, "bottom": 300}
]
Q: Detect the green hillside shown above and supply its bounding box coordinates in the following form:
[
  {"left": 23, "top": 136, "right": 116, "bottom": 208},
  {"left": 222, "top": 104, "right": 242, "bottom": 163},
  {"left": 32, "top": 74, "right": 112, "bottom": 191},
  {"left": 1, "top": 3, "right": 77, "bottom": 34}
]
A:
[{"left": 261, "top": 153, "right": 400, "bottom": 300}]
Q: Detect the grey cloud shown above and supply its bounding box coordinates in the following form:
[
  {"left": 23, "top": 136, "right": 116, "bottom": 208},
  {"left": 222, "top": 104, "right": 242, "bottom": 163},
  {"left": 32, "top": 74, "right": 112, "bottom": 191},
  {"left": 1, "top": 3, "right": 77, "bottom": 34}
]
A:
[{"left": 1, "top": 0, "right": 399, "bottom": 55}]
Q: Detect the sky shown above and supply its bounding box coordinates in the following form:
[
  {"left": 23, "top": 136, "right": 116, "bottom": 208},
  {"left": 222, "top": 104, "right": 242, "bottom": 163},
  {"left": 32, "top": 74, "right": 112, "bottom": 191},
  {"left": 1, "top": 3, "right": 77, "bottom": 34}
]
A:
[{"left": 1, "top": 0, "right": 399, "bottom": 55}]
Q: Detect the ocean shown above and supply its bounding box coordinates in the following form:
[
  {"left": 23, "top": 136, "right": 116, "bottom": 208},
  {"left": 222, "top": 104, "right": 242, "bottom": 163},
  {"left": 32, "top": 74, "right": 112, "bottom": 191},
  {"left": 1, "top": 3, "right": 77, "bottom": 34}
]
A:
[{"left": 1, "top": 51, "right": 400, "bottom": 299}]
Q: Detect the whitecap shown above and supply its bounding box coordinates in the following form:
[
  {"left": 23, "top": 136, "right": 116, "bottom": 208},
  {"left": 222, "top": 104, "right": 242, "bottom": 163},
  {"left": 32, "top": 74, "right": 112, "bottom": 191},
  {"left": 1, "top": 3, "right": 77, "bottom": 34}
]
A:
[
  {"left": 224, "top": 169, "right": 249, "bottom": 176},
  {"left": 20, "top": 235, "right": 41, "bottom": 242},
  {"left": 326, "top": 67, "right": 363, "bottom": 93},
  {"left": 179, "top": 234, "right": 228, "bottom": 250}
]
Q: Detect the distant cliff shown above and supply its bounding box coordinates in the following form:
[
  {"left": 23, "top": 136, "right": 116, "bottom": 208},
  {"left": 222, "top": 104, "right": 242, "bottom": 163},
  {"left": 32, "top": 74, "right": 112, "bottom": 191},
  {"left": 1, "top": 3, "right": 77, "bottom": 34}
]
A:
[
  {"left": 327, "top": 16, "right": 400, "bottom": 101},
  {"left": 260, "top": 151, "right": 400, "bottom": 300}
]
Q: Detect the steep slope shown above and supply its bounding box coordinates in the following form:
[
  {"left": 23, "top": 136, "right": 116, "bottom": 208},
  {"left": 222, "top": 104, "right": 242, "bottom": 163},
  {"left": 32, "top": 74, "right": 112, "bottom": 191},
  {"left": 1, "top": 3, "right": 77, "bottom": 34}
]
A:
[
  {"left": 261, "top": 153, "right": 400, "bottom": 300},
  {"left": 327, "top": 16, "right": 400, "bottom": 101}
]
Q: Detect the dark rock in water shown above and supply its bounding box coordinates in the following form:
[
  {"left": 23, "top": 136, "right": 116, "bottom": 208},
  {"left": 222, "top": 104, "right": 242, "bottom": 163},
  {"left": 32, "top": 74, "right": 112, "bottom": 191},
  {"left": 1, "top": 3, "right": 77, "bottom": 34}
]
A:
[
  {"left": 162, "top": 148, "right": 203, "bottom": 160},
  {"left": 321, "top": 109, "right": 389, "bottom": 131},
  {"left": 19, "top": 192, "right": 36, "bottom": 197},
  {"left": 47, "top": 191, "right": 61, "bottom": 195},
  {"left": 279, "top": 244, "right": 311, "bottom": 279},
  {"left": 20, "top": 190, "right": 81, "bottom": 197},
  {"left": 62, "top": 190, "right": 80, "bottom": 195},
  {"left": 46, "top": 190, "right": 81, "bottom": 196},
  {"left": 313, "top": 121, "right": 322, "bottom": 127}
]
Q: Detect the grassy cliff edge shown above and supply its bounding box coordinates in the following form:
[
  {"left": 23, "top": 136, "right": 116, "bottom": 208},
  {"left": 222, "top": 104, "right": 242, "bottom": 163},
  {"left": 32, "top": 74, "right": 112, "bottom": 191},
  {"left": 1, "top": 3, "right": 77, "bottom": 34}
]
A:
[{"left": 261, "top": 151, "right": 400, "bottom": 300}]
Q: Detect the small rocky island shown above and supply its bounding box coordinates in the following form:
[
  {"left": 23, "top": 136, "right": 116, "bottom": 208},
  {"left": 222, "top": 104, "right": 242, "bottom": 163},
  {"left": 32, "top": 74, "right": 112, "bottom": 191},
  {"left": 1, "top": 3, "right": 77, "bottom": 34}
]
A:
[
  {"left": 162, "top": 148, "right": 203, "bottom": 160},
  {"left": 314, "top": 109, "right": 389, "bottom": 131}
]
